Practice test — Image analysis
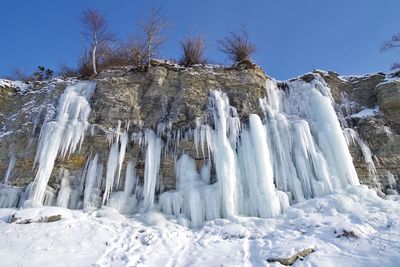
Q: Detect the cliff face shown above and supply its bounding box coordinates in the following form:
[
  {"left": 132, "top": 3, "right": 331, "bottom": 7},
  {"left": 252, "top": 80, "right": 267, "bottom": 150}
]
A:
[
  {"left": 0, "top": 63, "right": 399, "bottom": 206},
  {"left": 317, "top": 70, "right": 400, "bottom": 193}
]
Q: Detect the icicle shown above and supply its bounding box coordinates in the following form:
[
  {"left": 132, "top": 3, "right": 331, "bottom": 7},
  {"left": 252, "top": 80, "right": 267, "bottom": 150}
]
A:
[
  {"left": 107, "top": 160, "right": 139, "bottom": 214},
  {"left": 18, "top": 183, "right": 33, "bottom": 207},
  {"left": 209, "top": 90, "right": 238, "bottom": 218},
  {"left": 264, "top": 77, "right": 359, "bottom": 189},
  {"left": 27, "top": 81, "right": 96, "bottom": 206},
  {"left": 141, "top": 130, "right": 162, "bottom": 211},
  {"left": 0, "top": 184, "right": 23, "bottom": 208},
  {"left": 159, "top": 154, "right": 220, "bottom": 228},
  {"left": 116, "top": 132, "right": 128, "bottom": 188},
  {"left": 200, "top": 162, "right": 210, "bottom": 184},
  {"left": 124, "top": 160, "right": 137, "bottom": 195},
  {"left": 343, "top": 128, "right": 376, "bottom": 175},
  {"left": 236, "top": 114, "right": 282, "bottom": 218},
  {"left": 261, "top": 107, "right": 307, "bottom": 201},
  {"left": 387, "top": 171, "right": 396, "bottom": 190},
  {"left": 3, "top": 155, "right": 16, "bottom": 184},
  {"left": 103, "top": 142, "right": 119, "bottom": 205},
  {"left": 228, "top": 108, "right": 241, "bottom": 149},
  {"left": 83, "top": 154, "right": 103, "bottom": 209},
  {"left": 194, "top": 118, "right": 201, "bottom": 157},
  {"left": 56, "top": 168, "right": 72, "bottom": 208},
  {"left": 42, "top": 186, "right": 57, "bottom": 206}
]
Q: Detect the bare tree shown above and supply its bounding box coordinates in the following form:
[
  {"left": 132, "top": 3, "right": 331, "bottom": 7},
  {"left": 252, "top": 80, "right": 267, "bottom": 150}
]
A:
[
  {"left": 391, "top": 62, "right": 400, "bottom": 70},
  {"left": 138, "top": 7, "right": 170, "bottom": 68},
  {"left": 57, "top": 62, "right": 78, "bottom": 77},
  {"left": 382, "top": 32, "right": 400, "bottom": 70},
  {"left": 80, "top": 9, "right": 114, "bottom": 75},
  {"left": 180, "top": 35, "right": 207, "bottom": 66},
  {"left": 6, "top": 66, "right": 53, "bottom": 82},
  {"left": 218, "top": 27, "right": 256, "bottom": 64},
  {"left": 77, "top": 49, "right": 94, "bottom": 77},
  {"left": 6, "top": 67, "right": 31, "bottom": 82},
  {"left": 129, "top": 36, "right": 147, "bottom": 69},
  {"left": 382, "top": 32, "right": 400, "bottom": 51}
]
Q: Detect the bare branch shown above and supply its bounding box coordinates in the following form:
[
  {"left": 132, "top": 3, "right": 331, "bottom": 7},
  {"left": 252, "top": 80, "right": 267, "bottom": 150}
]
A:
[
  {"left": 218, "top": 27, "right": 256, "bottom": 64},
  {"left": 381, "top": 32, "right": 400, "bottom": 52},
  {"left": 77, "top": 49, "right": 93, "bottom": 77},
  {"left": 180, "top": 35, "right": 207, "bottom": 66},
  {"left": 129, "top": 36, "right": 147, "bottom": 68},
  {"left": 6, "top": 67, "right": 31, "bottom": 82},
  {"left": 80, "top": 9, "right": 115, "bottom": 75},
  {"left": 391, "top": 62, "right": 400, "bottom": 70},
  {"left": 138, "top": 7, "right": 170, "bottom": 68},
  {"left": 100, "top": 37, "right": 147, "bottom": 69},
  {"left": 57, "top": 62, "right": 78, "bottom": 77}
]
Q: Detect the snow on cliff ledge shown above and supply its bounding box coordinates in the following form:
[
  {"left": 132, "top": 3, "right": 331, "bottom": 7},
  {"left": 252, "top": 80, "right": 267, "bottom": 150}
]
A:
[{"left": 0, "top": 79, "right": 29, "bottom": 93}]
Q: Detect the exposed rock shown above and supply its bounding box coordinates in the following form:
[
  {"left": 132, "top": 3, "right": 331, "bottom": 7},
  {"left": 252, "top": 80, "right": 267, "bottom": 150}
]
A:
[
  {"left": 375, "top": 80, "right": 400, "bottom": 123},
  {"left": 266, "top": 248, "right": 315, "bottom": 266},
  {"left": 9, "top": 214, "right": 62, "bottom": 224},
  {"left": 336, "top": 229, "right": 359, "bottom": 239},
  {"left": 0, "top": 65, "right": 399, "bottom": 205}
]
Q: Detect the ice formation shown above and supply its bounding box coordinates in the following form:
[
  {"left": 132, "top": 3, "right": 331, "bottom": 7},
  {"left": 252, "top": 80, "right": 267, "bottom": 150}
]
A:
[
  {"left": 107, "top": 160, "right": 139, "bottom": 213},
  {"left": 236, "top": 114, "right": 285, "bottom": 218},
  {"left": 344, "top": 128, "right": 377, "bottom": 175},
  {"left": 1, "top": 75, "right": 370, "bottom": 227},
  {"left": 83, "top": 154, "right": 103, "bottom": 209},
  {"left": 56, "top": 169, "right": 73, "bottom": 208},
  {"left": 141, "top": 130, "right": 162, "bottom": 211},
  {"left": 158, "top": 77, "right": 359, "bottom": 225},
  {"left": 387, "top": 171, "right": 397, "bottom": 190},
  {"left": 3, "top": 155, "right": 16, "bottom": 184},
  {"left": 0, "top": 184, "right": 22, "bottom": 208},
  {"left": 27, "top": 81, "right": 96, "bottom": 206},
  {"left": 159, "top": 153, "right": 220, "bottom": 228},
  {"left": 264, "top": 78, "right": 359, "bottom": 189}
]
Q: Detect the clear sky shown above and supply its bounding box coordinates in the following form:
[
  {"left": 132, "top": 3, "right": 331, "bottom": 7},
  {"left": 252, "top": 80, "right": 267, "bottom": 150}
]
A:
[{"left": 0, "top": 0, "right": 399, "bottom": 80}]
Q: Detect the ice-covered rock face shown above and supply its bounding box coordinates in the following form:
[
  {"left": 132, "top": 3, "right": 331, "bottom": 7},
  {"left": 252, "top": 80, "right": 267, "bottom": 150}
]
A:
[
  {"left": 27, "top": 81, "right": 96, "bottom": 206},
  {"left": 0, "top": 65, "right": 399, "bottom": 226}
]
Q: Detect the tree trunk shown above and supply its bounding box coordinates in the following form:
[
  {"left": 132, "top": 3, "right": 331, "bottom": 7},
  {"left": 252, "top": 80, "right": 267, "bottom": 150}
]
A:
[
  {"left": 147, "top": 35, "right": 152, "bottom": 69},
  {"left": 92, "top": 32, "right": 98, "bottom": 75},
  {"left": 92, "top": 45, "right": 97, "bottom": 75}
]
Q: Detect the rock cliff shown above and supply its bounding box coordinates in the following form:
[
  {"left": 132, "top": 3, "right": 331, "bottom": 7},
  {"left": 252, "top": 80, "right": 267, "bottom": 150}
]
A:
[{"left": 0, "top": 63, "right": 399, "bottom": 207}]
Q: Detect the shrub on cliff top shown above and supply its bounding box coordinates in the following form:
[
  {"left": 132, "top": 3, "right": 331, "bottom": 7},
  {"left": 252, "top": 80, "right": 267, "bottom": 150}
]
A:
[
  {"left": 218, "top": 27, "right": 256, "bottom": 64},
  {"left": 180, "top": 35, "right": 208, "bottom": 67}
]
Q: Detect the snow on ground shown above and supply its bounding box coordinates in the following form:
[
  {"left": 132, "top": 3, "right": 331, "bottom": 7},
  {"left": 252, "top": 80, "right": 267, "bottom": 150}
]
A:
[{"left": 0, "top": 185, "right": 399, "bottom": 267}]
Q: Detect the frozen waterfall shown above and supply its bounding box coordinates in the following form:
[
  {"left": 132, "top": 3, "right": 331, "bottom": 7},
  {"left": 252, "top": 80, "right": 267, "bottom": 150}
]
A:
[
  {"left": 159, "top": 77, "right": 359, "bottom": 226},
  {"left": 27, "top": 81, "right": 96, "bottom": 206},
  {"left": 1, "top": 75, "right": 364, "bottom": 227}
]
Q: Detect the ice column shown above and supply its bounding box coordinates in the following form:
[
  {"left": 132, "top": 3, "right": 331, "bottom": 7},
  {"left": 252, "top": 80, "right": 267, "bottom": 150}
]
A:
[
  {"left": 141, "top": 130, "right": 162, "bottom": 211},
  {"left": 28, "top": 81, "right": 96, "bottom": 206},
  {"left": 209, "top": 90, "right": 239, "bottom": 218},
  {"left": 344, "top": 128, "right": 377, "bottom": 175},
  {"left": 3, "top": 155, "right": 16, "bottom": 184},
  {"left": 83, "top": 154, "right": 103, "bottom": 208},
  {"left": 237, "top": 115, "right": 283, "bottom": 218},
  {"left": 265, "top": 76, "right": 359, "bottom": 192},
  {"left": 159, "top": 154, "right": 219, "bottom": 228},
  {"left": 103, "top": 126, "right": 129, "bottom": 205}
]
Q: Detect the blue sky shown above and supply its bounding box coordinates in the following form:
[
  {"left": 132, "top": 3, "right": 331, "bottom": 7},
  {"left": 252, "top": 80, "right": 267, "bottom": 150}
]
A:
[{"left": 0, "top": 0, "right": 399, "bottom": 80}]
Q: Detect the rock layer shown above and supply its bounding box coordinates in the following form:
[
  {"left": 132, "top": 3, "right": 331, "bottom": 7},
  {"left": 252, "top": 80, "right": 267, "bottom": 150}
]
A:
[{"left": 0, "top": 64, "right": 399, "bottom": 202}]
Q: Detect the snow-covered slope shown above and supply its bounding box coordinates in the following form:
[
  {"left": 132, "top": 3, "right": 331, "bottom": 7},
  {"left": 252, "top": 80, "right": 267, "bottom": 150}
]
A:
[{"left": 0, "top": 185, "right": 399, "bottom": 267}]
